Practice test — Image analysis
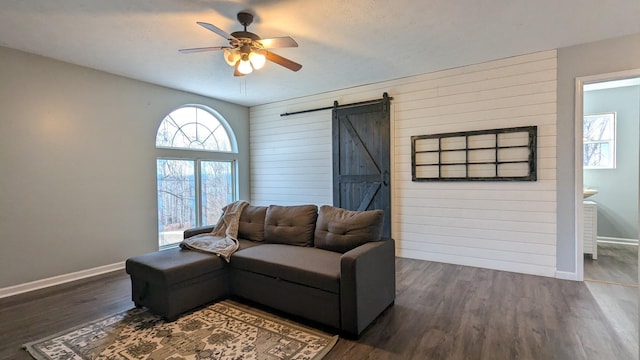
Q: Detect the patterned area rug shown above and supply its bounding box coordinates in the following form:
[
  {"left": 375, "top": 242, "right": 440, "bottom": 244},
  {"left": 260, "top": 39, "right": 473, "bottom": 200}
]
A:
[{"left": 24, "top": 300, "right": 338, "bottom": 360}]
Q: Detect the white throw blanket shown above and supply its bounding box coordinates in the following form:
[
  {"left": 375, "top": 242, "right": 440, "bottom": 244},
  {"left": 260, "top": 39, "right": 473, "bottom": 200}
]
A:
[{"left": 179, "top": 201, "right": 249, "bottom": 262}]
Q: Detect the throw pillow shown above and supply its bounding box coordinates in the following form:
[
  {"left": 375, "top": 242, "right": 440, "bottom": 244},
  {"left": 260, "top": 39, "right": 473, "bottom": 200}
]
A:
[
  {"left": 314, "top": 205, "right": 384, "bottom": 253},
  {"left": 238, "top": 205, "right": 267, "bottom": 241},
  {"left": 264, "top": 205, "right": 318, "bottom": 246}
]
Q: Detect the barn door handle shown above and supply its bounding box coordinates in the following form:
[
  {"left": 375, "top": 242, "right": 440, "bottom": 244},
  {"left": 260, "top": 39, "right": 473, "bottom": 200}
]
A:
[{"left": 382, "top": 170, "right": 389, "bottom": 186}]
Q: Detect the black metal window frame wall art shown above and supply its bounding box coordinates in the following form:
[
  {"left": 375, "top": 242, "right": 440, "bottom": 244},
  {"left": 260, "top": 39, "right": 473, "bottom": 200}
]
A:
[{"left": 411, "top": 126, "right": 537, "bottom": 182}]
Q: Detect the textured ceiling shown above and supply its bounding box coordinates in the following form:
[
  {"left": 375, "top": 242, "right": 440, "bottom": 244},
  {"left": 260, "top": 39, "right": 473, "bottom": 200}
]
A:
[{"left": 1, "top": 0, "right": 639, "bottom": 106}]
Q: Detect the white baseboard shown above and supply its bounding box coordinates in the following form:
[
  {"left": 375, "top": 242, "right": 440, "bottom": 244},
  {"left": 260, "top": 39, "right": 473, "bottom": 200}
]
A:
[
  {"left": 597, "top": 236, "right": 638, "bottom": 245},
  {"left": 0, "top": 261, "right": 125, "bottom": 299},
  {"left": 555, "top": 271, "right": 578, "bottom": 281}
]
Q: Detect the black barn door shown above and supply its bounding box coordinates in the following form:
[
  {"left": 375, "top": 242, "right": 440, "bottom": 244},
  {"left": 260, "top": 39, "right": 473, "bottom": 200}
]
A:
[{"left": 332, "top": 95, "right": 391, "bottom": 238}]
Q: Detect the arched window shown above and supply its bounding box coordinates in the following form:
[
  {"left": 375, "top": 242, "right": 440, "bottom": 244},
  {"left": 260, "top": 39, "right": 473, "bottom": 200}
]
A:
[
  {"left": 155, "top": 105, "right": 238, "bottom": 248},
  {"left": 156, "top": 106, "right": 235, "bottom": 152}
]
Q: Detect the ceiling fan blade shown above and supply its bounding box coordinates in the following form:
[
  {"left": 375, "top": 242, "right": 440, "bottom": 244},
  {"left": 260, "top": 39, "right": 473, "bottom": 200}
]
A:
[
  {"left": 259, "top": 36, "right": 298, "bottom": 49},
  {"left": 265, "top": 51, "right": 302, "bottom": 72},
  {"left": 197, "top": 21, "right": 237, "bottom": 41},
  {"left": 178, "top": 46, "right": 229, "bottom": 54}
]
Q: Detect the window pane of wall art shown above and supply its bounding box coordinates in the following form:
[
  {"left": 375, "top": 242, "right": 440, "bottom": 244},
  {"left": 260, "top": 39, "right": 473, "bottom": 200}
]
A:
[
  {"left": 156, "top": 159, "right": 196, "bottom": 247},
  {"left": 583, "top": 112, "right": 616, "bottom": 169},
  {"left": 201, "top": 160, "right": 234, "bottom": 226}
]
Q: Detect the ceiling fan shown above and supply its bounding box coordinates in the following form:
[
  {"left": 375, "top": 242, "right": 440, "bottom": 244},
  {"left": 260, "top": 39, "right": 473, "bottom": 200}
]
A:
[{"left": 179, "top": 11, "right": 302, "bottom": 76}]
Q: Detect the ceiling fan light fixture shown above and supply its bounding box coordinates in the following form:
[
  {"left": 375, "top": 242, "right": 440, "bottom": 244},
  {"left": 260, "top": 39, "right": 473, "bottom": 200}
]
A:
[
  {"left": 249, "top": 50, "right": 266, "bottom": 70},
  {"left": 237, "top": 58, "right": 253, "bottom": 74},
  {"left": 223, "top": 49, "right": 241, "bottom": 66}
]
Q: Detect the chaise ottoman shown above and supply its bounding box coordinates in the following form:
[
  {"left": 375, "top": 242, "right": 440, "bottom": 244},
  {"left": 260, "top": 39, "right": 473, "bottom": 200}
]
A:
[{"left": 125, "top": 247, "right": 228, "bottom": 321}]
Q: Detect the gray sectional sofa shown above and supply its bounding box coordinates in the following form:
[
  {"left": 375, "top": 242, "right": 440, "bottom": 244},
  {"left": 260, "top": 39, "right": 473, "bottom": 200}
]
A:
[{"left": 125, "top": 204, "right": 396, "bottom": 336}]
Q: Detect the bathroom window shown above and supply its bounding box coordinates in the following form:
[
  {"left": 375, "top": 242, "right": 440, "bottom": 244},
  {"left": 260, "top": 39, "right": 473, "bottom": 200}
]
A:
[{"left": 583, "top": 113, "right": 616, "bottom": 169}]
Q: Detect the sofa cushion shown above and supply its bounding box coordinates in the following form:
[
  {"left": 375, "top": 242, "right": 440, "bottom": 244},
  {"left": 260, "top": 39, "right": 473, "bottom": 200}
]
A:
[
  {"left": 314, "top": 205, "right": 384, "bottom": 253},
  {"left": 231, "top": 244, "right": 340, "bottom": 293},
  {"left": 238, "top": 205, "right": 267, "bottom": 241},
  {"left": 237, "top": 238, "right": 264, "bottom": 251},
  {"left": 264, "top": 205, "right": 318, "bottom": 246},
  {"left": 125, "top": 248, "right": 226, "bottom": 286}
]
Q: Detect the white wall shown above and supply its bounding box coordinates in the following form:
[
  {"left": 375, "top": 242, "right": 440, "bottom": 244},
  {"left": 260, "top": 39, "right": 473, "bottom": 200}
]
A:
[
  {"left": 251, "top": 50, "right": 558, "bottom": 277},
  {"left": 0, "top": 46, "right": 249, "bottom": 289},
  {"left": 250, "top": 102, "right": 333, "bottom": 205}
]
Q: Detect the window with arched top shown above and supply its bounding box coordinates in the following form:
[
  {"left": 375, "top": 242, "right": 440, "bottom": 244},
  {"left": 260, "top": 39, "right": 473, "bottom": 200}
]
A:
[
  {"left": 155, "top": 105, "right": 238, "bottom": 248},
  {"left": 156, "top": 106, "right": 235, "bottom": 152}
]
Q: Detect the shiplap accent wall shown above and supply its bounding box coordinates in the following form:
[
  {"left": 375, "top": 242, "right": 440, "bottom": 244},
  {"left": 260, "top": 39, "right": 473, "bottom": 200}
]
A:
[{"left": 250, "top": 50, "right": 557, "bottom": 277}]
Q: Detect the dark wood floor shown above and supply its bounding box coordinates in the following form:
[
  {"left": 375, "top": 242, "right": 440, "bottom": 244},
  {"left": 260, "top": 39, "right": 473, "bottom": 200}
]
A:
[
  {"left": 1, "top": 258, "right": 637, "bottom": 360},
  {"left": 585, "top": 242, "right": 638, "bottom": 286},
  {"left": 582, "top": 241, "right": 638, "bottom": 359}
]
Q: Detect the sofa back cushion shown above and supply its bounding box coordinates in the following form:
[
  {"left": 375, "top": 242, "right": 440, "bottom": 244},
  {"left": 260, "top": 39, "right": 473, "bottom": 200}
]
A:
[
  {"left": 238, "top": 205, "right": 267, "bottom": 241},
  {"left": 314, "top": 205, "right": 384, "bottom": 253},
  {"left": 264, "top": 205, "right": 318, "bottom": 246}
]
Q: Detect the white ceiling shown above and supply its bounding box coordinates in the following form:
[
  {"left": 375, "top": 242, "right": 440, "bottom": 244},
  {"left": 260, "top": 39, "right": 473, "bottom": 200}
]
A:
[{"left": 1, "top": 0, "right": 639, "bottom": 107}]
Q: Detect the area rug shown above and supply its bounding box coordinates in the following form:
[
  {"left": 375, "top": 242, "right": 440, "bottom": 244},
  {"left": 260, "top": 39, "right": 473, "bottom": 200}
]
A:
[{"left": 23, "top": 299, "right": 338, "bottom": 360}]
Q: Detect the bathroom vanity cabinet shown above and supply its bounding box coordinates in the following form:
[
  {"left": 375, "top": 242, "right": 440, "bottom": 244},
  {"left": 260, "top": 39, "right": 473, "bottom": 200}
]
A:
[{"left": 583, "top": 201, "right": 598, "bottom": 259}]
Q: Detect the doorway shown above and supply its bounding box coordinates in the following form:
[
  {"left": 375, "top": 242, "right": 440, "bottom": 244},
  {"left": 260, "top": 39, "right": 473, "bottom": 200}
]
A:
[
  {"left": 574, "top": 71, "right": 640, "bottom": 355},
  {"left": 581, "top": 77, "right": 640, "bottom": 286},
  {"left": 575, "top": 70, "right": 640, "bottom": 282}
]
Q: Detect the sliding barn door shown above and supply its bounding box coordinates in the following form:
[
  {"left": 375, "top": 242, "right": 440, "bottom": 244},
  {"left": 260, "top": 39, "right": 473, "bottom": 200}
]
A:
[{"left": 332, "top": 96, "right": 391, "bottom": 238}]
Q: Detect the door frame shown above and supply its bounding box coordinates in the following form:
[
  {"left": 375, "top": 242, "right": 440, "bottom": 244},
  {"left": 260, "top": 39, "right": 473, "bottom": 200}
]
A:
[{"left": 574, "top": 68, "right": 640, "bottom": 281}]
